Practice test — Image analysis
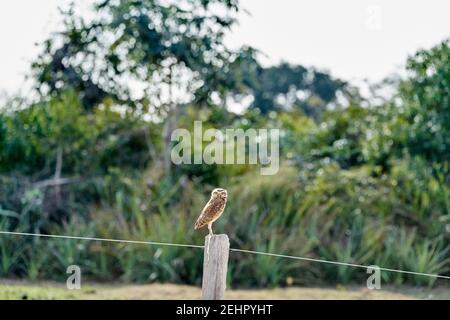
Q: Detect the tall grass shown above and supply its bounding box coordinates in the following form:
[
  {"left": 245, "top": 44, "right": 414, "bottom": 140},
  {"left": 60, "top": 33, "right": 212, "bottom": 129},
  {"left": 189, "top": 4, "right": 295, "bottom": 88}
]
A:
[{"left": 0, "top": 160, "right": 449, "bottom": 287}]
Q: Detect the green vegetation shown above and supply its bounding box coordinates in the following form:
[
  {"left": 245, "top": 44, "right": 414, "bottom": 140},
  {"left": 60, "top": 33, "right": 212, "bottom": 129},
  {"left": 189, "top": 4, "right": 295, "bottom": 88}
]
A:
[{"left": 0, "top": 0, "right": 449, "bottom": 288}]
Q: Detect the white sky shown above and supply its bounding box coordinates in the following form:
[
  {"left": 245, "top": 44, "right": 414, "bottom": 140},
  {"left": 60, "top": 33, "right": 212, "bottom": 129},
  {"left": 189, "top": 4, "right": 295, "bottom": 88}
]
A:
[{"left": 0, "top": 0, "right": 449, "bottom": 97}]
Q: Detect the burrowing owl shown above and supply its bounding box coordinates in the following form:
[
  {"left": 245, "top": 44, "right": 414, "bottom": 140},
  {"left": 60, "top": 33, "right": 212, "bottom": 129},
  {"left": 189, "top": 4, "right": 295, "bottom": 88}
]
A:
[{"left": 195, "top": 188, "right": 228, "bottom": 235}]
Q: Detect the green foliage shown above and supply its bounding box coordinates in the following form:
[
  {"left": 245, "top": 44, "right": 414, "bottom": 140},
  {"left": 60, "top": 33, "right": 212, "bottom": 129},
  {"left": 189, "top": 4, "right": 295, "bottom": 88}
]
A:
[
  {"left": 401, "top": 40, "right": 450, "bottom": 159},
  {"left": 364, "top": 39, "right": 450, "bottom": 165},
  {"left": 0, "top": 4, "right": 449, "bottom": 289},
  {"left": 308, "top": 105, "right": 371, "bottom": 167},
  {"left": 33, "top": 0, "right": 242, "bottom": 110},
  {"left": 231, "top": 56, "right": 348, "bottom": 115}
]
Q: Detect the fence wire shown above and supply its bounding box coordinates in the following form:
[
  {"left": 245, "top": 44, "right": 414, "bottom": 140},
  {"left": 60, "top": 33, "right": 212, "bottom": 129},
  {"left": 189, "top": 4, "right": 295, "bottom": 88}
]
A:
[{"left": 1, "top": 230, "right": 449, "bottom": 280}]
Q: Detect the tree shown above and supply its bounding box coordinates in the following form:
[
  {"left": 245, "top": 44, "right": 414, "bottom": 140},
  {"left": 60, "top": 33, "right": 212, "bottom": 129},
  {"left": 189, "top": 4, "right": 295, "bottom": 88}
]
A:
[
  {"left": 228, "top": 51, "right": 347, "bottom": 117},
  {"left": 399, "top": 39, "right": 450, "bottom": 163},
  {"left": 32, "top": 0, "right": 244, "bottom": 172}
]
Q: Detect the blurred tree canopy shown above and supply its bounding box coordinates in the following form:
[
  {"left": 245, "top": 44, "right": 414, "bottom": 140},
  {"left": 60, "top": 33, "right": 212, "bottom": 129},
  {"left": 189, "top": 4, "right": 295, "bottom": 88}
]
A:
[
  {"left": 361, "top": 41, "right": 450, "bottom": 167},
  {"left": 398, "top": 41, "right": 450, "bottom": 162},
  {"left": 30, "top": 0, "right": 348, "bottom": 172},
  {"left": 33, "top": 0, "right": 242, "bottom": 109},
  {"left": 231, "top": 56, "right": 348, "bottom": 116},
  {"left": 32, "top": 0, "right": 347, "bottom": 117}
]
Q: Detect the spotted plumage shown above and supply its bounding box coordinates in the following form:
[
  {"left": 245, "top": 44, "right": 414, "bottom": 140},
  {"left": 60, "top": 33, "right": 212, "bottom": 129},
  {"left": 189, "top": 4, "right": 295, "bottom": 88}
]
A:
[{"left": 195, "top": 188, "right": 227, "bottom": 235}]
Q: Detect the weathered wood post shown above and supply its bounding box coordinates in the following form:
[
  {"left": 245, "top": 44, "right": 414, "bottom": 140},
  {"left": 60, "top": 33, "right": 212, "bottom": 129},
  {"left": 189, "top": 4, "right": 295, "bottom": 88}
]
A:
[{"left": 201, "top": 234, "right": 230, "bottom": 300}]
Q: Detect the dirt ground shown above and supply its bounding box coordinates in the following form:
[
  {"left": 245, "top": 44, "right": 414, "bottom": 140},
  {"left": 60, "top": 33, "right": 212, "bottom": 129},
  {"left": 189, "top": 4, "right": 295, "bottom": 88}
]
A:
[{"left": 0, "top": 279, "right": 449, "bottom": 300}]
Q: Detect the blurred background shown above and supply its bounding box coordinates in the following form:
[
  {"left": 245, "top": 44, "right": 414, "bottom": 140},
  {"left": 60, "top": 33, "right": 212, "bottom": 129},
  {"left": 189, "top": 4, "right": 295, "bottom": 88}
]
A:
[{"left": 0, "top": 0, "right": 449, "bottom": 298}]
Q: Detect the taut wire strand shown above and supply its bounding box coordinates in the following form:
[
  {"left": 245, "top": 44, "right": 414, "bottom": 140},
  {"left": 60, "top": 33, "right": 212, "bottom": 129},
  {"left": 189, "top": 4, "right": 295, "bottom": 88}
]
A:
[{"left": 1, "top": 230, "right": 449, "bottom": 280}]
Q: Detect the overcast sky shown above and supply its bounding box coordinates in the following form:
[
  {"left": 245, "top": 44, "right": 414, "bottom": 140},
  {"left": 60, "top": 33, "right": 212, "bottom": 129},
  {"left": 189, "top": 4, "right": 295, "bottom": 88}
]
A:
[{"left": 0, "top": 0, "right": 449, "bottom": 97}]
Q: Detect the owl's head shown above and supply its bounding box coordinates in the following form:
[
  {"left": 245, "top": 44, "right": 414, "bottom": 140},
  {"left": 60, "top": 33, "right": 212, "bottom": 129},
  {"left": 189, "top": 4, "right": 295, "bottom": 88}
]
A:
[{"left": 212, "top": 188, "right": 227, "bottom": 199}]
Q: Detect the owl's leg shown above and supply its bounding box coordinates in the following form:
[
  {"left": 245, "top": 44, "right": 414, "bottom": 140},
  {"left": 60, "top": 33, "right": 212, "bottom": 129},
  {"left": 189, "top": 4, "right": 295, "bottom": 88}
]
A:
[{"left": 208, "top": 223, "right": 213, "bottom": 235}]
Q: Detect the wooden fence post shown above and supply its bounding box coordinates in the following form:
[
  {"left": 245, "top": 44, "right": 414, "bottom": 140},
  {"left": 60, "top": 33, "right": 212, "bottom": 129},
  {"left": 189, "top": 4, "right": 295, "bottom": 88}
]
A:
[{"left": 201, "top": 234, "right": 230, "bottom": 300}]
